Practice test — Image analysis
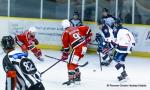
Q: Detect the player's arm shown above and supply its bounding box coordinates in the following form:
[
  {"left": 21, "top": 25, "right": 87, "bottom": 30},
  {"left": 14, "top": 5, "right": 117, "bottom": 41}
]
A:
[
  {"left": 3, "top": 56, "right": 17, "bottom": 90},
  {"left": 128, "top": 31, "right": 135, "bottom": 46},
  {"left": 85, "top": 26, "right": 92, "bottom": 44},
  {"left": 61, "top": 31, "right": 70, "bottom": 61},
  {"left": 62, "top": 31, "right": 70, "bottom": 52},
  {"left": 33, "top": 38, "right": 39, "bottom": 45},
  {"left": 15, "top": 35, "right": 28, "bottom": 52},
  {"left": 6, "top": 70, "right": 16, "bottom": 90}
]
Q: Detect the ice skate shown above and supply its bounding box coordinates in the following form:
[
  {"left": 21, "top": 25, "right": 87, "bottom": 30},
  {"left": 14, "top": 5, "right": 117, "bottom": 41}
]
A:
[
  {"left": 62, "top": 80, "right": 75, "bottom": 86},
  {"left": 118, "top": 71, "right": 128, "bottom": 81},
  {"left": 37, "top": 57, "right": 44, "bottom": 61}
]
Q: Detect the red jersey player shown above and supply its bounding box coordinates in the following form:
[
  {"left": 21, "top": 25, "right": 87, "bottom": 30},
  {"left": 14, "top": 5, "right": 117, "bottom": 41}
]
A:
[
  {"left": 61, "top": 20, "right": 92, "bottom": 85},
  {"left": 15, "top": 27, "right": 43, "bottom": 61}
]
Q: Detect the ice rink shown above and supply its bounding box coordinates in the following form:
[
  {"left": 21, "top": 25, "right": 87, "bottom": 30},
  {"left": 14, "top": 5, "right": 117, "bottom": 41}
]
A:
[{"left": 0, "top": 49, "right": 150, "bottom": 90}]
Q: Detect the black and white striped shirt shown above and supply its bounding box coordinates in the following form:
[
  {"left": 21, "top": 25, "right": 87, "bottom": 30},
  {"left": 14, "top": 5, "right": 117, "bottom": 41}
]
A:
[{"left": 3, "top": 50, "right": 41, "bottom": 90}]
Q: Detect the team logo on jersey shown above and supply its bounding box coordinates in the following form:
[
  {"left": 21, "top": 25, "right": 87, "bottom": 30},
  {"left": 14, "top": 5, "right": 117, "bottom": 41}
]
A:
[{"left": 20, "top": 58, "right": 37, "bottom": 74}]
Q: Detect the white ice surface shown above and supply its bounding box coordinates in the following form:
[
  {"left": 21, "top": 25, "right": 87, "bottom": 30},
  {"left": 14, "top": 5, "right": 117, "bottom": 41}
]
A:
[{"left": 0, "top": 49, "right": 150, "bottom": 90}]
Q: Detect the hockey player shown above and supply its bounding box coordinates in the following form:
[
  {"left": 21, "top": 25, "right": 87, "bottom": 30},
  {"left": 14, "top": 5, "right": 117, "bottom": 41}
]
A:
[
  {"left": 61, "top": 19, "right": 92, "bottom": 85},
  {"left": 95, "top": 8, "right": 116, "bottom": 66},
  {"left": 1, "top": 35, "right": 45, "bottom": 90},
  {"left": 96, "top": 20, "right": 114, "bottom": 66},
  {"left": 112, "top": 19, "right": 135, "bottom": 81},
  {"left": 95, "top": 33, "right": 113, "bottom": 66},
  {"left": 99, "top": 8, "right": 116, "bottom": 29},
  {"left": 69, "top": 12, "right": 83, "bottom": 27},
  {"left": 60, "top": 12, "right": 82, "bottom": 51},
  {"left": 15, "top": 27, "right": 43, "bottom": 61}
]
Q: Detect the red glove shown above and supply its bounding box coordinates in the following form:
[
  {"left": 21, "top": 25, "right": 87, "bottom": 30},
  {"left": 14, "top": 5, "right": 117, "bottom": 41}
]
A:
[
  {"left": 21, "top": 44, "right": 28, "bottom": 52},
  {"left": 61, "top": 51, "right": 69, "bottom": 61},
  {"left": 33, "top": 39, "right": 39, "bottom": 45},
  {"left": 85, "top": 37, "right": 91, "bottom": 44}
]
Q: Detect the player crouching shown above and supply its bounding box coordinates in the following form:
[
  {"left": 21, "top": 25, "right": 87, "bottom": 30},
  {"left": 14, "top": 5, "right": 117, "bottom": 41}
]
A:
[
  {"left": 61, "top": 19, "right": 92, "bottom": 85},
  {"left": 15, "top": 27, "right": 44, "bottom": 61}
]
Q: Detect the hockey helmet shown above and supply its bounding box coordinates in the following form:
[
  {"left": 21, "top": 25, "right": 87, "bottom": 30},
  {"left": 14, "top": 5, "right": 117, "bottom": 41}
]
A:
[
  {"left": 1, "top": 35, "right": 15, "bottom": 52},
  {"left": 114, "top": 18, "right": 122, "bottom": 26},
  {"left": 28, "top": 27, "right": 37, "bottom": 36},
  {"left": 73, "top": 12, "right": 79, "bottom": 19},
  {"left": 29, "top": 27, "right": 37, "bottom": 33},
  {"left": 102, "top": 8, "right": 109, "bottom": 13},
  {"left": 102, "top": 8, "right": 109, "bottom": 16},
  {"left": 115, "top": 18, "right": 121, "bottom": 24},
  {"left": 61, "top": 19, "right": 71, "bottom": 29},
  {"left": 97, "top": 19, "right": 105, "bottom": 25}
]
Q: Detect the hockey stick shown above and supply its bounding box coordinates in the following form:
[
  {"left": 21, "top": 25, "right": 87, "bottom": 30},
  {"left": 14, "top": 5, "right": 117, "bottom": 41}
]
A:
[
  {"left": 45, "top": 55, "right": 88, "bottom": 67},
  {"left": 98, "top": 52, "right": 102, "bottom": 71},
  {"left": 41, "top": 60, "right": 61, "bottom": 75}
]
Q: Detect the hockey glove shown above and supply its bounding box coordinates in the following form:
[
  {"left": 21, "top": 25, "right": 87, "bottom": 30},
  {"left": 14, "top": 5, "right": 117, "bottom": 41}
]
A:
[
  {"left": 21, "top": 44, "right": 28, "bottom": 52},
  {"left": 104, "top": 42, "right": 112, "bottom": 48},
  {"left": 33, "top": 39, "right": 39, "bottom": 45},
  {"left": 28, "top": 44, "right": 35, "bottom": 50},
  {"left": 97, "top": 47, "right": 102, "bottom": 53},
  {"left": 95, "top": 33, "right": 103, "bottom": 43},
  {"left": 61, "top": 51, "right": 69, "bottom": 61},
  {"left": 132, "top": 43, "right": 135, "bottom": 46}
]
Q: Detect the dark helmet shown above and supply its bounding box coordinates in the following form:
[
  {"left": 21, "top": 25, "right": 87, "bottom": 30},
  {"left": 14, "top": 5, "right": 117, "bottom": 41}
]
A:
[
  {"left": 1, "top": 35, "right": 15, "bottom": 51},
  {"left": 73, "top": 12, "right": 79, "bottom": 16},
  {"left": 115, "top": 18, "right": 122, "bottom": 24},
  {"left": 114, "top": 18, "right": 122, "bottom": 28},
  {"left": 102, "top": 8, "right": 109, "bottom": 13},
  {"left": 97, "top": 19, "right": 105, "bottom": 25}
]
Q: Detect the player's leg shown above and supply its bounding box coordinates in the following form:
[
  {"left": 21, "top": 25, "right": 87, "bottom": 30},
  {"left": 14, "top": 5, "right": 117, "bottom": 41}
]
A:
[
  {"left": 63, "top": 46, "right": 86, "bottom": 85},
  {"left": 74, "top": 46, "right": 87, "bottom": 82},
  {"left": 101, "top": 52, "right": 112, "bottom": 66},
  {"left": 27, "top": 82, "right": 45, "bottom": 90},
  {"left": 30, "top": 46, "right": 43, "bottom": 61},
  {"left": 63, "top": 49, "right": 77, "bottom": 85},
  {"left": 113, "top": 51, "right": 128, "bottom": 81}
]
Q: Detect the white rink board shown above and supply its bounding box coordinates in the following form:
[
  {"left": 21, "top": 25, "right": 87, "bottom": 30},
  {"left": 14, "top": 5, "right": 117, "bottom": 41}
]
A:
[{"left": 0, "top": 18, "right": 150, "bottom": 52}]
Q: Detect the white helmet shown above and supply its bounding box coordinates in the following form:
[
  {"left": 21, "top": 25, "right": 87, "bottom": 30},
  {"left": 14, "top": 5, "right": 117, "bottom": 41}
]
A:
[
  {"left": 61, "top": 19, "right": 71, "bottom": 29},
  {"left": 28, "top": 27, "right": 37, "bottom": 36},
  {"left": 29, "top": 27, "right": 37, "bottom": 33}
]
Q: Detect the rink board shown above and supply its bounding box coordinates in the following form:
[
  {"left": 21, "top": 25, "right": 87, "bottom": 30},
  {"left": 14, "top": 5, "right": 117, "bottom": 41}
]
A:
[{"left": 0, "top": 16, "right": 150, "bottom": 58}]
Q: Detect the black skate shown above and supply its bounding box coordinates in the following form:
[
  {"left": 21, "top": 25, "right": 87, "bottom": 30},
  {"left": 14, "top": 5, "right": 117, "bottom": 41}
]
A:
[
  {"left": 62, "top": 80, "right": 74, "bottom": 85},
  {"left": 101, "top": 62, "right": 110, "bottom": 66},
  {"left": 74, "top": 76, "right": 81, "bottom": 82},
  {"left": 117, "top": 71, "right": 128, "bottom": 81},
  {"left": 37, "top": 57, "right": 44, "bottom": 61}
]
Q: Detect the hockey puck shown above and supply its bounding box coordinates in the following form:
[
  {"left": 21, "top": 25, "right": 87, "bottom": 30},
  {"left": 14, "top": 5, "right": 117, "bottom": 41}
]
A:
[{"left": 93, "top": 70, "right": 96, "bottom": 72}]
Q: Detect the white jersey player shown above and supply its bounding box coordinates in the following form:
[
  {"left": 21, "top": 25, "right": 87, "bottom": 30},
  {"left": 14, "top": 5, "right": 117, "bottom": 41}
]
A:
[{"left": 112, "top": 19, "right": 135, "bottom": 81}]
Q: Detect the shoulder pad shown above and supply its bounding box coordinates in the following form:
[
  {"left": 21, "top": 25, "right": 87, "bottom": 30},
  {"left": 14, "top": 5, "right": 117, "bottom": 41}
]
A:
[{"left": 9, "top": 52, "right": 28, "bottom": 59}]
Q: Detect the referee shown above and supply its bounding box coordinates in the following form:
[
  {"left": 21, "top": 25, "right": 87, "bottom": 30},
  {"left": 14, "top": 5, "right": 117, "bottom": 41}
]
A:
[{"left": 1, "top": 35, "right": 45, "bottom": 90}]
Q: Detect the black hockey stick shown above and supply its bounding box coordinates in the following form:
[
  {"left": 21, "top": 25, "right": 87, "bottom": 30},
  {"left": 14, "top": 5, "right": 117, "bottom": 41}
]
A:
[
  {"left": 98, "top": 52, "right": 102, "bottom": 71},
  {"left": 41, "top": 60, "right": 61, "bottom": 75},
  {"left": 45, "top": 55, "right": 88, "bottom": 67}
]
